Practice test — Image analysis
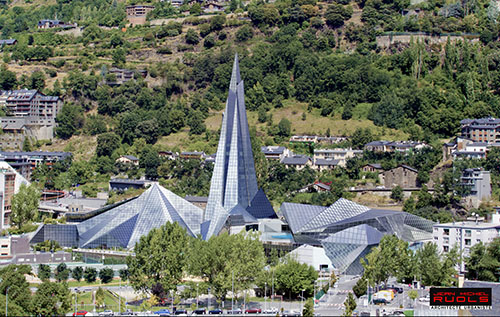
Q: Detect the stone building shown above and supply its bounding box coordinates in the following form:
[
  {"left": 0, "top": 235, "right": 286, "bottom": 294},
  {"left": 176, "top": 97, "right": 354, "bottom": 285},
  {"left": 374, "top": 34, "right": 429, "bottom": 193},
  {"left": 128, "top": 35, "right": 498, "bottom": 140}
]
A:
[{"left": 381, "top": 165, "right": 419, "bottom": 188}]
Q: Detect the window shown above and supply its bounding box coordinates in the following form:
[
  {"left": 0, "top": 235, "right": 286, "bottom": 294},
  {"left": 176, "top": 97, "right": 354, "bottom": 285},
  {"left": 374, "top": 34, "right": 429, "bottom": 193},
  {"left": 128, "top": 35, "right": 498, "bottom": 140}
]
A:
[
  {"left": 465, "top": 230, "right": 471, "bottom": 237},
  {"left": 444, "top": 229, "right": 449, "bottom": 236},
  {"left": 443, "top": 246, "right": 449, "bottom": 252},
  {"left": 465, "top": 239, "right": 471, "bottom": 246},
  {"left": 444, "top": 237, "right": 449, "bottom": 244}
]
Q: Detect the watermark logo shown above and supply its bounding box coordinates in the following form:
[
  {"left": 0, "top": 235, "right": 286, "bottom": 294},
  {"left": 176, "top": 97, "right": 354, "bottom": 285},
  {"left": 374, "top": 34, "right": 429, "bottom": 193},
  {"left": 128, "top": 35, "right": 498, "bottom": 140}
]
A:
[{"left": 430, "top": 287, "right": 492, "bottom": 310}]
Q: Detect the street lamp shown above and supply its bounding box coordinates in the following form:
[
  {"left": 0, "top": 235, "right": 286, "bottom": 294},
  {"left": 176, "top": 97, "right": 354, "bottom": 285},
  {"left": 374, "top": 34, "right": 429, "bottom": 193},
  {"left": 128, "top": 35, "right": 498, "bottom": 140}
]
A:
[
  {"left": 264, "top": 282, "right": 267, "bottom": 312},
  {"left": 170, "top": 289, "right": 174, "bottom": 315},
  {"left": 196, "top": 283, "right": 199, "bottom": 310},
  {"left": 301, "top": 289, "right": 305, "bottom": 314}
]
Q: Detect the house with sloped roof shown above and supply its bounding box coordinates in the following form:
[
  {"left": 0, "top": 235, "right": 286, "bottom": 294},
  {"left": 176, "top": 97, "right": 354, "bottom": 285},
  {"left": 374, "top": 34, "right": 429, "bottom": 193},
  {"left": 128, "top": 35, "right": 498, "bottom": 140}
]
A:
[
  {"left": 362, "top": 163, "right": 383, "bottom": 173},
  {"left": 281, "top": 155, "right": 312, "bottom": 170},
  {"left": 116, "top": 155, "right": 139, "bottom": 166},
  {"left": 381, "top": 165, "right": 419, "bottom": 189},
  {"left": 313, "top": 158, "right": 340, "bottom": 171}
]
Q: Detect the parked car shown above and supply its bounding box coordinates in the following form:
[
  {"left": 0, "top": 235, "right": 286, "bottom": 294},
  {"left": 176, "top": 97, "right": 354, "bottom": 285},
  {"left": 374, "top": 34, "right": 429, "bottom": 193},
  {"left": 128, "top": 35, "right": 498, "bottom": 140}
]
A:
[
  {"left": 174, "top": 309, "right": 187, "bottom": 315},
  {"left": 226, "top": 308, "right": 242, "bottom": 314},
  {"left": 380, "top": 285, "right": 403, "bottom": 294},
  {"left": 120, "top": 309, "right": 134, "bottom": 315},
  {"left": 192, "top": 308, "right": 206, "bottom": 315},
  {"left": 373, "top": 298, "right": 389, "bottom": 305},
  {"left": 419, "top": 294, "right": 430, "bottom": 303},
  {"left": 99, "top": 310, "right": 114, "bottom": 316},
  {"left": 73, "top": 311, "right": 89, "bottom": 316},
  {"left": 154, "top": 309, "right": 171, "bottom": 316},
  {"left": 245, "top": 308, "right": 262, "bottom": 313},
  {"left": 208, "top": 309, "right": 223, "bottom": 314}
]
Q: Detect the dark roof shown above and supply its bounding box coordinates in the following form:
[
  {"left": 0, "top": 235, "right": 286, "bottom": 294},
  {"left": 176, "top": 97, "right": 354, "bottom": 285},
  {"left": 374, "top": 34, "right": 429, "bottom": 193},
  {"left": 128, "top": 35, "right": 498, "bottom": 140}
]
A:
[
  {"left": 261, "top": 146, "right": 286, "bottom": 154},
  {"left": 123, "top": 155, "right": 139, "bottom": 161},
  {"left": 366, "top": 163, "right": 382, "bottom": 169},
  {"left": 314, "top": 182, "right": 331, "bottom": 190},
  {"left": 365, "top": 141, "right": 390, "bottom": 146},
  {"left": 181, "top": 151, "right": 204, "bottom": 155},
  {"left": 400, "top": 165, "right": 418, "bottom": 173},
  {"left": 315, "top": 159, "right": 340, "bottom": 166},
  {"left": 0, "top": 39, "right": 16, "bottom": 45},
  {"left": 109, "top": 178, "right": 145, "bottom": 185},
  {"left": 461, "top": 117, "right": 500, "bottom": 126},
  {"left": 185, "top": 195, "right": 208, "bottom": 203},
  {"left": 282, "top": 155, "right": 310, "bottom": 165},
  {"left": 0, "top": 151, "right": 72, "bottom": 159}
]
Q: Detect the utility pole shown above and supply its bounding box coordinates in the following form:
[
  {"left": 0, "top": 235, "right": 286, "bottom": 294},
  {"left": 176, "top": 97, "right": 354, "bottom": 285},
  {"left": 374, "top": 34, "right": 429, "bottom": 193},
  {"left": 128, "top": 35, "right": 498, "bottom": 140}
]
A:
[
  {"left": 264, "top": 282, "right": 267, "bottom": 312},
  {"left": 232, "top": 272, "right": 234, "bottom": 313},
  {"left": 271, "top": 269, "right": 274, "bottom": 309},
  {"left": 171, "top": 289, "right": 174, "bottom": 314},
  {"left": 196, "top": 283, "right": 199, "bottom": 310}
]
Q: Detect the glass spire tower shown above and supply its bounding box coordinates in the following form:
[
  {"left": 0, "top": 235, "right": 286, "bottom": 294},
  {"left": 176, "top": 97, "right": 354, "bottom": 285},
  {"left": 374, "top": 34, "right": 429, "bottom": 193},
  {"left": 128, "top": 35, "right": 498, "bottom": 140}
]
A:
[{"left": 202, "top": 54, "right": 267, "bottom": 239}]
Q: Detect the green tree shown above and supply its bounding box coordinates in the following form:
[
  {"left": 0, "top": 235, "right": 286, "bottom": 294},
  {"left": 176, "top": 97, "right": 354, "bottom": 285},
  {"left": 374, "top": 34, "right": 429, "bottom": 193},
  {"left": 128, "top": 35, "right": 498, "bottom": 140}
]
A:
[
  {"left": 99, "top": 267, "right": 114, "bottom": 284},
  {"left": 96, "top": 132, "right": 120, "bottom": 157},
  {"left": 38, "top": 264, "right": 51, "bottom": 281},
  {"left": 0, "top": 65, "right": 17, "bottom": 90},
  {"left": 210, "top": 15, "right": 226, "bottom": 31},
  {"left": 127, "top": 222, "right": 190, "bottom": 294},
  {"left": 31, "top": 281, "right": 71, "bottom": 316},
  {"left": 112, "top": 48, "right": 126, "bottom": 67},
  {"left": 189, "top": 231, "right": 266, "bottom": 302},
  {"left": 11, "top": 183, "right": 40, "bottom": 229},
  {"left": 324, "top": 4, "right": 353, "bottom": 28},
  {"left": 95, "top": 287, "right": 105, "bottom": 308},
  {"left": 185, "top": 29, "right": 200, "bottom": 45},
  {"left": 274, "top": 257, "right": 318, "bottom": 299},
  {"left": 84, "top": 267, "right": 98, "bottom": 283},
  {"left": 390, "top": 185, "right": 404, "bottom": 202},
  {"left": 303, "top": 298, "right": 314, "bottom": 317},
  {"left": 343, "top": 292, "right": 356, "bottom": 316},
  {"left": 0, "top": 265, "right": 32, "bottom": 315},
  {"left": 352, "top": 277, "right": 367, "bottom": 298},
  {"left": 351, "top": 128, "right": 373, "bottom": 149},
  {"left": 29, "top": 71, "right": 45, "bottom": 90},
  {"left": 22, "top": 138, "right": 32, "bottom": 152},
  {"left": 416, "top": 243, "right": 444, "bottom": 286},
  {"left": 140, "top": 146, "right": 161, "bottom": 180},
  {"left": 55, "top": 263, "right": 70, "bottom": 282},
  {"left": 55, "top": 103, "right": 85, "bottom": 139},
  {"left": 119, "top": 268, "right": 129, "bottom": 281},
  {"left": 278, "top": 118, "right": 292, "bottom": 138},
  {"left": 408, "top": 290, "right": 418, "bottom": 307},
  {"left": 236, "top": 25, "right": 254, "bottom": 42},
  {"left": 72, "top": 266, "right": 83, "bottom": 282},
  {"left": 83, "top": 114, "right": 107, "bottom": 135}
]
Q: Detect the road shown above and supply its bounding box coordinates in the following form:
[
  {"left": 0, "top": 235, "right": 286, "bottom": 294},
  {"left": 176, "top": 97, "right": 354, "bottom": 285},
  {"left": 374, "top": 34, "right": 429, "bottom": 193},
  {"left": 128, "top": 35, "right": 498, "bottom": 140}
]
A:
[{"left": 315, "top": 275, "right": 359, "bottom": 316}]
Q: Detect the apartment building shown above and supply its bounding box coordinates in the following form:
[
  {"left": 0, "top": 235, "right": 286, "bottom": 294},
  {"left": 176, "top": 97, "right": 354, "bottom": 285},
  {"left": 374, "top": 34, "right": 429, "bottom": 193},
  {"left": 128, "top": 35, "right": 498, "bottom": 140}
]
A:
[
  {"left": 0, "top": 161, "right": 29, "bottom": 229},
  {"left": 433, "top": 211, "right": 500, "bottom": 272},
  {"left": 313, "top": 148, "right": 362, "bottom": 167},
  {"left": 460, "top": 117, "right": 500, "bottom": 143}
]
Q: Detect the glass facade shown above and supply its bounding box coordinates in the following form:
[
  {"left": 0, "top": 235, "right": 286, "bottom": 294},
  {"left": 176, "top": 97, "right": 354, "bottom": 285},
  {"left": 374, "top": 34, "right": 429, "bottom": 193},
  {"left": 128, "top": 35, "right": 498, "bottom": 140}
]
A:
[
  {"left": 203, "top": 54, "right": 275, "bottom": 239},
  {"left": 32, "top": 184, "right": 203, "bottom": 250},
  {"left": 281, "top": 198, "right": 434, "bottom": 274}
]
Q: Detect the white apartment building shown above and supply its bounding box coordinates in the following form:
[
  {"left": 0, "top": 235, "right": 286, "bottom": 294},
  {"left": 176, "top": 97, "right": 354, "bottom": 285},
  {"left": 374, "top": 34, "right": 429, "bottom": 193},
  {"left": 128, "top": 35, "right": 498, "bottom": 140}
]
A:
[
  {"left": 433, "top": 212, "right": 500, "bottom": 272},
  {"left": 0, "top": 161, "right": 30, "bottom": 229},
  {"left": 313, "top": 148, "right": 363, "bottom": 167}
]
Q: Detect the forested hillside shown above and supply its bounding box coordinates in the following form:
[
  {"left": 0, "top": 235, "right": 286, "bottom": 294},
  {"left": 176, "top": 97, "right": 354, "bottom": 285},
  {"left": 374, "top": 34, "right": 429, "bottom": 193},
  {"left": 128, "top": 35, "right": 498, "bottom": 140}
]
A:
[{"left": 1, "top": 0, "right": 500, "bottom": 208}]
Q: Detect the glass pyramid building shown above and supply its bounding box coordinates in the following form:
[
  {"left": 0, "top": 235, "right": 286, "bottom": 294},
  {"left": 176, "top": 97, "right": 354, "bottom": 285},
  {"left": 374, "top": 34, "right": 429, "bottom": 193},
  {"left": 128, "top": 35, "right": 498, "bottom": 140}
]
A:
[
  {"left": 281, "top": 198, "right": 434, "bottom": 274},
  {"left": 31, "top": 183, "right": 203, "bottom": 249},
  {"left": 202, "top": 54, "right": 276, "bottom": 240}
]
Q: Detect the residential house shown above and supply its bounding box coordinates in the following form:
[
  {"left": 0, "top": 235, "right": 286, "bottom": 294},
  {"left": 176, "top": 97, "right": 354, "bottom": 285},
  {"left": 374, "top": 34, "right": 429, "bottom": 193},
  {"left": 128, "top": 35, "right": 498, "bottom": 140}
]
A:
[
  {"left": 185, "top": 195, "right": 208, "bottom": 209},
  {"left": 317, "top": 136, "right": 348, "bottom": 144},
  {"left": 38, "top": 20, "right": 76, "bottom": 29},
  {"left": 203, "top": 1, "right": 226, "bottom": 13},
  {"left": 109, "top": 178, "right": 146, "bottom": 191},
  {"left": 289, "top": 135, "right": 318, "bottom": 143},
  {"left": 452, "top": 141, "right": 488, "bottom": 159},
  {"left": 107, "top": 67, "right": 147, "bottom": 85},
  {"left": 313, "top": 159, "right": 340, "bottom": 172},
  {"left": 116, "top": 155, "right": 139, "bottom": 166},
  {"left": 433, "top": 210, "right": 500, "bottom": 272},
  {"left": 158, "top": 151, "right": 177, "bottom": 160},
  {"left": 281, "top": 155, "right": 312, "bottom": 170},
  {"left": 180, "top": 151, "right": 205, "bottom": 160},
  {"left": 204, "top": 154, "right": 216, "bottom": 164},
  {"left": 126, "top": 5, "right": 155, "bottom": 25},
  {"left": 299, "top": 181, "right": 332, "bottom": 193},
  {"left": 0, "top": 39, "right": 16, "bottom": 46},
  {"left": 460, "top": 117, "right": 500, "bottom": 144},
  {"left": 364, "top": 140, "right": 427, "bottom": 153},
  {"left": 461, "top": 168, "right": 491, "bottom": 208},
  {"left": 381, "top": 165, "right": 419, "bottom": 188},
  {"left": 168, "top": 0, "right": 184, "bottom": 8},
  {"left": 362, "top": 163, "right": 383, "bottom": 173},
  {"left": 261, "top": 146, "right": 290, "bottom": 160},
  {"left": 313, "top": 148, "right": 362, "bottom": 167},
  {"left": 0, "top": 151, "right": 71, "bottom": 180}
]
